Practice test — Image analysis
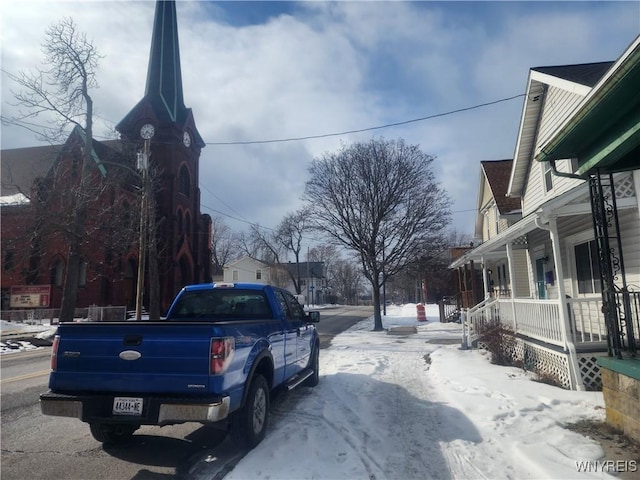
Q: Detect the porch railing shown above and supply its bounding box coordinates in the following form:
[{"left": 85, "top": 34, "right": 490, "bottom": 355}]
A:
[{"left": 466, "top": 296, "right": 609, "bottom": 350}]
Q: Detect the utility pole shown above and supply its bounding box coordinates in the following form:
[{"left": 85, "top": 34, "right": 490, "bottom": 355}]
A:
[{"left": 135, "top": 139, "right": 150, "bottom": 321}]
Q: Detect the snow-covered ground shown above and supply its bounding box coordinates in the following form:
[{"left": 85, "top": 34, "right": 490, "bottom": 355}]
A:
[
  {"left": 1, "top": 305, "right": 614, "bottom": 479},
  {"left": 227, "top": 304, "right": 609, "bottom": 480}
]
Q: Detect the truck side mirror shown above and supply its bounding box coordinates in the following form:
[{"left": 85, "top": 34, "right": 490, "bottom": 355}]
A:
[{"left": 306, "top": 311, "right": 320, "bottom": 323}]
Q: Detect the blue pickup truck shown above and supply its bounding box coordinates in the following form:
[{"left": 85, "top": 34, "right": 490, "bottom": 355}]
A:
[{"left": 40, "top": 283, "right": 320, "bottom": 448}]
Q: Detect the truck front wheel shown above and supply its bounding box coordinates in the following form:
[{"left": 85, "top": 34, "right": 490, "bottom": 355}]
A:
[
  {"left": 89, "top": 423, "right": 138, "bottom": 444},
  {"left": 230, "top": 374, "right": 269, "bottom": 449}
]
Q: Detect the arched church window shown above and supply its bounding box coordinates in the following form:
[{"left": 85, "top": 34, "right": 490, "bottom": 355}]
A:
[
  {"left": 185, "top": 212, "right": 191, "bottom": 238},
  {"left": 178, "top": 165, "right": 190, "bottom": 197},
  {"left": 51, "top": 258, "right": 64, "bottom": 287},
  {"left": 177, "top": 209, "right": 183, "bottom": 235}
]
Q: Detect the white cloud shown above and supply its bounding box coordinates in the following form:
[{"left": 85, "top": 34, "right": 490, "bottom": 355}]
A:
[{"left": 2, "top": 1, "right": 638, "bottom": 239}]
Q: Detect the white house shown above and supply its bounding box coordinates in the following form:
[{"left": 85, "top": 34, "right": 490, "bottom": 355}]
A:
[
  {"left": 223, "top": 256, "right": 270, "bottom": 284},
  {"left": 451, "top": 41, "right": 640, "bottom": 391}
]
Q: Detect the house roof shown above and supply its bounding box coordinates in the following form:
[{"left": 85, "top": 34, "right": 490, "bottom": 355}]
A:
[
  {"left": 480, "top": 160, "right": 521, "bottom": 214},
  {"left": 508, "top": 61, "right": 614, "bottom": 197},
  {"left": 281, "top": 262, "right": 324, "bottom": 278},
  {"left": 532, "top": 62, "right": 614, "bottom": 88},
  {"left": 536, "top": 35, "right": 640, "bottom": 174}
]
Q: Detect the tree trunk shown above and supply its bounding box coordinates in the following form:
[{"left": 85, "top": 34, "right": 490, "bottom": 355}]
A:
[{"left": 371, "top": 281, "right": 384, "bottom": 331}]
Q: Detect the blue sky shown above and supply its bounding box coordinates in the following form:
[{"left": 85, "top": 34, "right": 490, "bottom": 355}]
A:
[{"left": 1, "top": 1, "right": 639, "bottom": 250}]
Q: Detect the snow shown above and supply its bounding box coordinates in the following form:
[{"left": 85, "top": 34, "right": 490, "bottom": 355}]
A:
[
  {"left": 228, "top": 304, "right": 608, "bottom": 480},
  {"left": 0, "top": 193, "right": 30, "bottom": 205},
  {"left": 1, "top": 305, "right": 610, "bottom": 479}
]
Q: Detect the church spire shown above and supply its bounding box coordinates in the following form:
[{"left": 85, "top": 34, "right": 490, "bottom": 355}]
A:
[
  {"left": 116, "top": 0, "right": 203, "bottom": 148},
  {"left": 145, "top": 0, "right": 186, "bottom": 123}
]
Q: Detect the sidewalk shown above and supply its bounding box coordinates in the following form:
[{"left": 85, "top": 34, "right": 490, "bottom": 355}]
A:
[{"left": 223, "top": 304, "right": 637, "bottom": 480}]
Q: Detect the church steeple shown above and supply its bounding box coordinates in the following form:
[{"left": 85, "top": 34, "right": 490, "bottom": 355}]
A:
[
  {"left": 145, "top": 0, "right": 186, "bottom": 123},
  {"left": 116, "top": 0, "right": 203, "bottom": 148}
]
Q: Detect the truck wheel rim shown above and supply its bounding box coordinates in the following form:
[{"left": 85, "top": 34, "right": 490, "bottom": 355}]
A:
[{"left": 252, "top": 388, "right": 266, "bottom": 433}]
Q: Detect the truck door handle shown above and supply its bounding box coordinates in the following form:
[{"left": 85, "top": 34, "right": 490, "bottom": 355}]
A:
[{"left": 123, "top": 335, "right": 143, "bottom": 346}]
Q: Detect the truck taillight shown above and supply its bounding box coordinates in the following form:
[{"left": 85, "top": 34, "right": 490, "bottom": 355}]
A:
[
  {"left": 210, "top": 337, "right": 235, "bottom": 375},
  {"left": 51, "top": 335, "right": 60, "bottom": 371}
]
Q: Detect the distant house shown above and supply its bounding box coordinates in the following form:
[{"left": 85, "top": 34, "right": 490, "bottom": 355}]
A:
[
  {"left": 221, "top": 259, "right": 326, "bottom": 304},
  {"left": 451, "top": 38, "right": 639, "bottom": 391},
  {"left": 223, "top": 256, "right": 271, "bottom": 284}
]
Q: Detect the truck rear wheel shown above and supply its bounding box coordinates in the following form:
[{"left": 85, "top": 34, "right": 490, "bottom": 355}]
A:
[
  {"left": 89, "top": 423, "right": 138, "bottom": 444},
  {"left": 230, "top": 374, "right": 269, "bottom": 449}
]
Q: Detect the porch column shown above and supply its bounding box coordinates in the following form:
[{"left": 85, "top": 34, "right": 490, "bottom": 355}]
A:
[
  {"left": 481, "top": 256, "right": 490, "bottom": 298},
  {"left": 506, "top": 242, "right": 518, "bottom": 332},
  {"left": 506, "top": 242, "right": 517, "bottom": 298},
  {"left": 545, "top": 216, "right": 585, "bottom": 390}
]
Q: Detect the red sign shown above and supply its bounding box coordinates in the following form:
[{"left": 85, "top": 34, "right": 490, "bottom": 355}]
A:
[{"left": 10, "top": 285, "right": 51, "bottom": 308}]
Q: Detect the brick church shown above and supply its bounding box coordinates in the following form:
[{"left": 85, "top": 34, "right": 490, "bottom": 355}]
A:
[{"left": 1, "top": 1, "right": 212, "bottom": 314}]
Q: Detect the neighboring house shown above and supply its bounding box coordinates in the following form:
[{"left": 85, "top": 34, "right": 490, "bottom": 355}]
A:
[
  {"left": 223, "top": 256, "right": 271, "bottom": 284},
  {"left": 279, "top": 262, "right": 326, "bottom": 305},
  {"left": 451, "top": 40, "right": 639, "bottom": 391},
  {"left": 222, "top": 259, "right": 326, "bottom": 304}
]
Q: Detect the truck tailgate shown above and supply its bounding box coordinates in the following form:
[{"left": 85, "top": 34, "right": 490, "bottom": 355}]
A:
[{"left": 50, "top": 322, "right": 214, "bottom": 395}]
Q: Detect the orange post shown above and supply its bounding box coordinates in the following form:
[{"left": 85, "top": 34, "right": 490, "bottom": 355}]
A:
[{"left": 416, "top": 304, "right": 426, "bottom": 322}]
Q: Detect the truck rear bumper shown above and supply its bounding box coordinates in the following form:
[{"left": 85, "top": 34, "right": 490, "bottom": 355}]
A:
[{"left": 40, "top": 392, "right": 231, "bottom": 426}]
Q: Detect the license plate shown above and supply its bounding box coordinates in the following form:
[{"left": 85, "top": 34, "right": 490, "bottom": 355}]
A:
[{"left": 112, "top": 397, "right": 143, "bottom": 416}]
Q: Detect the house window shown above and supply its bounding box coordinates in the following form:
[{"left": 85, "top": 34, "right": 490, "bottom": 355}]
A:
[
  {"left": 232, "top": 270, "right": 239, "bottom": 281},
  {"left": 574, "top": 240, "right": 601, "bottom": 294},
  {"left": 544, "top": 163, "right": 553, "bottom": 192},
  {"left": 256, "top": 269, "right": 262, "bottom": 280}
]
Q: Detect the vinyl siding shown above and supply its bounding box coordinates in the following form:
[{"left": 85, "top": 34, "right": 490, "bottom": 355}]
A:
[{"left": 523, "top": 86, "right": 588, "bottom": 216}]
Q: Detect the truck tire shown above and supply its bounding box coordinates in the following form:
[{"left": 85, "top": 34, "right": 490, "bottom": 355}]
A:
[
  {"left": 303, "top": 343, "right": 320, "bottom": 387},
  {"left": 89, "top": 423, "right": 137, "bottom": 444},
  {"left": 230, "top": 374, "right": 269, "bottom": 449}
]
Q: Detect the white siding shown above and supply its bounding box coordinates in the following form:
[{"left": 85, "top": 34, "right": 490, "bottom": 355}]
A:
[
  {"left": 513, "top": 249, "right": 531, "bottom": 298},
  {"left": 223, "top": 257, "right": 269, "bottom": 284},
  {"left": 536, "top": 87, "right": 585, "bottom": 149},
  {"left": 522, "top": 86, "right": 587, "bottom": 216}
]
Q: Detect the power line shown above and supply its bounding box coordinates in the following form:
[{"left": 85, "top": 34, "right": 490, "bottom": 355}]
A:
[{"left": 205, "top": 94, "right": 526, "bottom": 145}]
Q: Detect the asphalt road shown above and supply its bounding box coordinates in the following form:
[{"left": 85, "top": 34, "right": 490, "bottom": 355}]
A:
[{"left": 0, "top": 305, "right": 373, "bottom": 480}]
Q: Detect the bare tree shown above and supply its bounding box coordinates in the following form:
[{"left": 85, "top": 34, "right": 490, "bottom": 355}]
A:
[
  {"left": 211, "top": 216, "right": 239, "bottom": 278},
  {"left": 5, "top": 18, "right": 103, "bottom": 321},
  {"left": 331, "top": 257, "right": 364, "bottom": 305},
  {"left": 243, "top": 208, "right": 313, "bottom": 294},
  {"left": 304, "top": 138, "right": 451, "bottom": 330}
]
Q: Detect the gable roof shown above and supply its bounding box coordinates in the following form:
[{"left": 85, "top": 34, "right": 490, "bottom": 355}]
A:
[
  {"left": 480, "top": 160, "right": 521, "bottom": 214},
  {"left": 507, "top": 61, "right": 613, "bottom": 197},
  {"left": 532, "top": 62, "right": 614, "bottom": 88},
  {"left": 536, "top": 36, "right": 640, "bottom": 174}
]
